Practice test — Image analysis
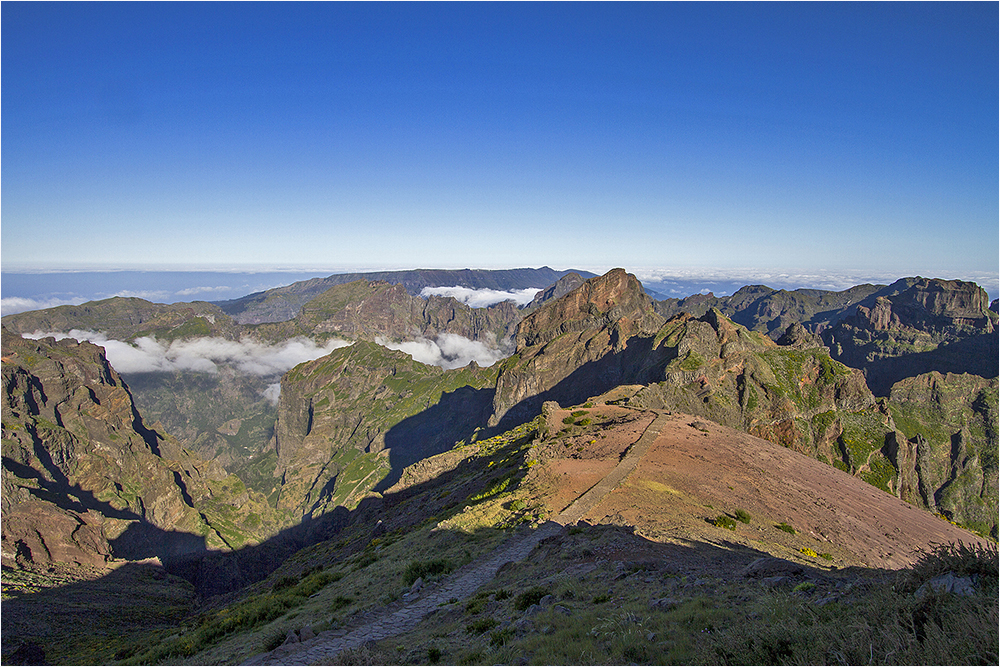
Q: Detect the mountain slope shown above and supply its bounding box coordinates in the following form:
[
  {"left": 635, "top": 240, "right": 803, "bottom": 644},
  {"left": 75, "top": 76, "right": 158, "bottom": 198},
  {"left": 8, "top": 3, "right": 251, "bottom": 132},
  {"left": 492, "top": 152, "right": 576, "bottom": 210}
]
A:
[
  {"left": 1, "top": 330, "right": 283, "bottom": 570},
  {"left": 216, "top": 267, "right": 599, "bottom": 324}
]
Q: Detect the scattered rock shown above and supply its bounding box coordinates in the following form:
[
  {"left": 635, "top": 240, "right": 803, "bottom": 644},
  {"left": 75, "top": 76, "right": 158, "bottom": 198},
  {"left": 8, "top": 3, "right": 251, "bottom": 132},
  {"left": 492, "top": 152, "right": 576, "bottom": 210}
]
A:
[
  {"left": 282, "top": 631, "right": 299, "bottom": 645},
  {"left": 299, "top": 625, "right": 315, "bottom": 641},
  {"left": 525, "top": 604, "right": 542, "bottom": 617},
  {"left": 649, "top": 597, "right": 681, "bottom": 610},
  {"left": 553, "top": 605, "right": 572, "bottom": 615},
  {"left": 539, "top": 594, "right": 555, "bottom": 606},
  {"left": 915, "top": 572, "right": 977, "bottom": 599},
  {"left": 409, "top": 577, "right": 424, "bottom": 594},
  {"left": 759, "top": 576, "right": 791, "bottom": 588}
]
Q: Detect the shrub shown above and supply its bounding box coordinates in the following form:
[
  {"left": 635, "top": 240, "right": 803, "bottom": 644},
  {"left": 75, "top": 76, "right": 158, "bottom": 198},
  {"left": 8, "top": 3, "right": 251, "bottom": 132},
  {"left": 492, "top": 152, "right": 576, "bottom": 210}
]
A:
[
  {"left": 467, "top": 617, "right": 499, "bottom": 635},
  {"left": 562, "top": 416, "right": 576, "bottom": 425},
  {"left": 403, "top": 559, "right": 453, "bottom": 586},
  {"left": 776, "top": 522, "right": 796, "bottom": 534},
  {"left": 734, "top": 508, "right": 752, "bottom": 524},
  {"left": 712, "top": 515, "right": 737, "bottom": 530},
  {"left": 427, "top": 647, "right": 442, "bottom": 663},
  {"left": 819, "top": 553, "right": 833, "bottom": 561},
  {"left": 800, "top": 547, "right": 818, "bottom": 558},
  {"left": 514, "top": 586, "right": 551, "bottom": 611}
]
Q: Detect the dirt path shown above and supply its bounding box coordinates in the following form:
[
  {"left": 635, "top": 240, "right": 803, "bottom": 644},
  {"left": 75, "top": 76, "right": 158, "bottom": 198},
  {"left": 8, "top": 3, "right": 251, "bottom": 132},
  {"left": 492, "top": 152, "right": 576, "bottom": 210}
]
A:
[{"left": 244, "top": 412, "right": 671, "bottom": 666}]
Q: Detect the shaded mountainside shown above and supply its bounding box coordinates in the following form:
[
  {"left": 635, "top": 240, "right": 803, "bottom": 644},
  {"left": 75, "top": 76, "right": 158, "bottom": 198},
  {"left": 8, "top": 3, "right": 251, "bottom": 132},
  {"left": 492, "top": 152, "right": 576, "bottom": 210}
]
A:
[
  {"left": 1, "top": 330, "right": 283, "bottom": 571},
  {"left": 272, "top": 341, "right": 499, "bottom": 517},
  {"left": 215, "top": 267, "right": 599, "bottom": 324},
  {"left": 653, "top": 282, "right": 887, "bottom": 339},
  {"left": 822, "top": 278, "right": 998, "bottom": 395}
]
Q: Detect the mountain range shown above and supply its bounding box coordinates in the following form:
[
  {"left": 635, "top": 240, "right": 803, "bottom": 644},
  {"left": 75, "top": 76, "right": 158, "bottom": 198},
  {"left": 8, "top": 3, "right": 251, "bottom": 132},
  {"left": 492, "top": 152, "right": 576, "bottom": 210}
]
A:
[{"left": 1, "top": 266, "right": 996, "bottom": 665}]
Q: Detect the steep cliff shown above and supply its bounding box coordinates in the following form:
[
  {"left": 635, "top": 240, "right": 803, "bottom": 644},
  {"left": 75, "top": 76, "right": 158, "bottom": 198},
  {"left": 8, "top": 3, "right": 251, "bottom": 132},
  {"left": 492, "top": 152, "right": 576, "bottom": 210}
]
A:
[
  {"left": 1, "top": 330, "right": 281, "bottom": 570},
  {"left": 824, "top": 278, "right": 998, "bottom": 395},
  {"left": 489, "top": 269, "right": 666, "bottom": 426},
  {"left": 886, "top": 372, "right": 998, "bottom": 538},
  {"left": 271, "top": 341, "right": 499, "bottom": 517}
]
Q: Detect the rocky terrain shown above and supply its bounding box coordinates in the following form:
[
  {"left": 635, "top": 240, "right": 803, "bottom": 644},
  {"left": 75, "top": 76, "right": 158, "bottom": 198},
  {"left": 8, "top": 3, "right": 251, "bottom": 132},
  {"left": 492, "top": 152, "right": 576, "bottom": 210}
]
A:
[
  {"left": 0, "top": 330, "right": 282, "bottom": 571},
  {"left": 1, "top": 266, "right": 997, "bottom": 665}
]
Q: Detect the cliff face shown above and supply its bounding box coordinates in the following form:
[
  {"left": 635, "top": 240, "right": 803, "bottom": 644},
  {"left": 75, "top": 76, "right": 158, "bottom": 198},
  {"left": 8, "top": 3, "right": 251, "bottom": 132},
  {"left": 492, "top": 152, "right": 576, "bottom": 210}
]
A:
[
  {"left": 489, "top": 269, "right": 666, "bottom": 426},
  {"left": 272, "top": 341, "right": 498, "bottom": 516},
  {"left": 1, "top": 330, "right": 279, "bottom": 570},
  {"left": 653, "top": 283, "right": 884, "bottom": 339},
  {"left": 824, "top": 278, "right": 998, "bottom": 395},
  {"left": 886, "top": 372, "right": 998, "bottom": 538}
]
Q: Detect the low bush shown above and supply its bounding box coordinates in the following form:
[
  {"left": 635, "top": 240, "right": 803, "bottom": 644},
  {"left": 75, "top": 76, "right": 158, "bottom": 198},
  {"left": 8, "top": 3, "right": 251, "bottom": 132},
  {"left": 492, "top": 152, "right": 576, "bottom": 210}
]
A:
[
  {"left": 775, "top": 522, "right": 796, "bottom": 534},
  {"left": 514, "top": 586, "right": 552, "bottom": 611},
  {"left": 712, "top": 515, "right": 737, "bottom": 530},
  {"left": 734, "top": 508, "right": 752, "bottom": 524},
  {"left": 403, "top": 558, "right": 453, "bottom": 586}
]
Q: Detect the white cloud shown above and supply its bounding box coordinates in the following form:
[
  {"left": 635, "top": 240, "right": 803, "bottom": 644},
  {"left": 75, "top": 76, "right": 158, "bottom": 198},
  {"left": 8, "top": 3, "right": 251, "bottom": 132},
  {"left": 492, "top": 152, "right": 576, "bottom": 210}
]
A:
[
  {"left": 23, "top": 330, "right": 352, "bottom": 376},
  {"left": 263, "top": 383, "right": 282, "bottom": 406},
  {"left": 376, "top": 333, "right": 509, "bottom": 370},
  {"left": 176, "top": 285, "right": 232, "bottom": 296},
  {"left": 420, "top": 286, "right": 541, "bottom": 308},
  {"left": 1, "top": 296, "right": 89, "bottom": 316}
]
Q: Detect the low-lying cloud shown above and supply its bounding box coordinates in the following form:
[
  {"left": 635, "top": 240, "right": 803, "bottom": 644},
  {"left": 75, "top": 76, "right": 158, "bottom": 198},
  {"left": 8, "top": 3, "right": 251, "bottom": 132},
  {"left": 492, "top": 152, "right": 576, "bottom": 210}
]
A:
[
  {"left": 1, "top": 296, "right": 89, "bottom": 316},
  {"left": 25, "top": 330, "right": 352, "bottom": 377},
  {"left": 420, "top": 286, "right": 541, "bottom": 308},
  {"left": 376, "top": 333, "right": 510, "bottom": 370}
]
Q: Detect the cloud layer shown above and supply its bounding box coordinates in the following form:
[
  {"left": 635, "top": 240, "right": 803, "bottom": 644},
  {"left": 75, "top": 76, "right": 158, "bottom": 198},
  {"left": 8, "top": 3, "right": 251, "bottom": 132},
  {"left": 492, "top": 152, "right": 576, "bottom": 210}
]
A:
[
  {"left": 25, "top": 330, "right": 352, "bottom": 376},
  {"left": 376, "top": 333, "right": 509, "bottom": 370},
  {"left": 420, "top": 286, "right": 541, "bottom": 308}
]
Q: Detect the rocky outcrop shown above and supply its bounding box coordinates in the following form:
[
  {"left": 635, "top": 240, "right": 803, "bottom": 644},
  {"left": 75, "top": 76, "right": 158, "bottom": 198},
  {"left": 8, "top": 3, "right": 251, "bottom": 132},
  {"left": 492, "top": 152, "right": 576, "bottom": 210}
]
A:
[
  {"left": 272, "top": 341, "right": 498, "bottom": 516},
  {"left": 886, "top": 372, "right": 998, "bottom": 538},
  {"left": 823, "top": 278, "right": 998, "bottom": 395},
  {"left": 489, "top": 269, "right": 667, "bottom": 426},
  {"left": 1, "top": 330, "right": 279, "bottom": 570},
  {"left": 653, "top": 283, "right": 884, "bottom": 340}
]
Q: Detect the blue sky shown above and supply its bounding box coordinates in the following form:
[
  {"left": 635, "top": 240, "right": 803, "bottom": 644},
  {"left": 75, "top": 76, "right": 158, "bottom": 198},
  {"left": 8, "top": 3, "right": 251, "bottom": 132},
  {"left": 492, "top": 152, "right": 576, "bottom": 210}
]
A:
[{"left": 3, "top": 2, "right": 997, "bottom": 283}]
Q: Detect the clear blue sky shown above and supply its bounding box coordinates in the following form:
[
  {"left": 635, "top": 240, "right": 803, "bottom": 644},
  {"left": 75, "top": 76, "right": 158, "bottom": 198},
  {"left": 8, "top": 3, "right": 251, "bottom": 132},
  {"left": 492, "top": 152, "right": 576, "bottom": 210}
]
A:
[{"left": 3, "top": 2, "right": 997, "bottom": 281}]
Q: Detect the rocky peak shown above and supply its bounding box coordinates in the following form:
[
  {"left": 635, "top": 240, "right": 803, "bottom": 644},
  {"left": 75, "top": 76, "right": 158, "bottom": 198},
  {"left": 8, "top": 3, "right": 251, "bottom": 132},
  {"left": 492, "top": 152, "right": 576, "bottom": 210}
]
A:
[
  {"left": 527, "top": 272, "right": 586, "bottom": 309},
  {"left": 515, "top": 268, "right": 662, "bottom": 350}
]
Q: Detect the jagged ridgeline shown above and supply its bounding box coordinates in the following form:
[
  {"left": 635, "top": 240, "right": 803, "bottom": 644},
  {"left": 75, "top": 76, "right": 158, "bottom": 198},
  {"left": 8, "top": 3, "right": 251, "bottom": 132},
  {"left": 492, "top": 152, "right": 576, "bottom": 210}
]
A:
[
  {"left": 0, "top": 330, "right": 286, "bottom": 570},
  {"left": 2, "top": 265, "right": 997, "bottom": 579}
]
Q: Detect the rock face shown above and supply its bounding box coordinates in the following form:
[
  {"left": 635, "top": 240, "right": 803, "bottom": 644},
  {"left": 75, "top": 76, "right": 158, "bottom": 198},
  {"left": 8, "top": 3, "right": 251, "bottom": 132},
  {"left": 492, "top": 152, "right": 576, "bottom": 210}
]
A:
[
  {"left": 823, "top": 278, "right": 998, "bottom": 396},
  {"left": 489, "top": 269, "right": 667, "bottom": 426},
  {"left": 1, "top": 330, "right": 278, "bottom": 571},
  {"left": 272, "top": 341, "right": 498, "bottom": 516},
  {"left": 653, "top": 283, "right": 884, "bottom": 340},
  {"left": 886, "top": 372, "right": 998, "bottom": 538}
]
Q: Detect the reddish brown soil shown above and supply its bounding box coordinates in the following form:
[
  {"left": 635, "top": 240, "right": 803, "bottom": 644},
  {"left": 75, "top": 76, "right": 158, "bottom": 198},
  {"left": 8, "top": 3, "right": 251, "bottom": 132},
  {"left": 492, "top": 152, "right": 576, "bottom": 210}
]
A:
[{"left": 536, "top": 408, "right": 989, "bottom": 572}]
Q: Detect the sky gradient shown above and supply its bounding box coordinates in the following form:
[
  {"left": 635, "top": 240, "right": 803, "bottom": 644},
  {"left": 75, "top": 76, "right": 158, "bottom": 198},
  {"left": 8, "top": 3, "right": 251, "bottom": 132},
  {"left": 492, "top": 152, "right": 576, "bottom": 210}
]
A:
[{"left": 3, "top": 2, "right": 997, "bottom": 282}]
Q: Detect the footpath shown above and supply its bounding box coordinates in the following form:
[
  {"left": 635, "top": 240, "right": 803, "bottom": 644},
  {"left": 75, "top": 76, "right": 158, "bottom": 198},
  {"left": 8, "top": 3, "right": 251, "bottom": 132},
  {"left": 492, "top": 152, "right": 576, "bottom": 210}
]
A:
[{"left": 245, "top": 411, "right": 671, "bottom": 665}]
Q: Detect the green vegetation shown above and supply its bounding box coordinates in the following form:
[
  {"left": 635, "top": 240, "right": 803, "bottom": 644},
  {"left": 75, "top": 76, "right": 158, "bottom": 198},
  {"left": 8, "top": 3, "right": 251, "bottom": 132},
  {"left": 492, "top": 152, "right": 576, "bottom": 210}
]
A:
[
  {"left": 403, "top": 559, "right": 454, "bottom": 586},
  {"left": 776, "top": 522, "right": 796, "bottom": 534},
  {"left": 734, "top": 508, "right": 752, "bottom": 524},
  {"left": 712, "top": 515, "right": 737, "bottom": 530}
]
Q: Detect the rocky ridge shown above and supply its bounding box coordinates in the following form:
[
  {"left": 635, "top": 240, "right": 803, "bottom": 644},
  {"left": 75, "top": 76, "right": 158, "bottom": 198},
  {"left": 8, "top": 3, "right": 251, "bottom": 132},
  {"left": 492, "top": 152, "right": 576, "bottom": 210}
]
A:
[{"left": 1, "top": 329, "right": 281, "bottom": 571}]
